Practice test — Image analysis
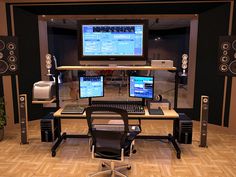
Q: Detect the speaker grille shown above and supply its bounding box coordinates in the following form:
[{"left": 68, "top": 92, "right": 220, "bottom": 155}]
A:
[
  {"left": 229, "top": 60, "right": 236, "bottom": 75},
  {"left": 0, "top": 60, "right": 9, "bottom": 74},
  {"left": 0, "top": 36, "right": 19, "bottom": 76},
  {"left": 218, "top": 36, "right": 236, "bottom": 76}
]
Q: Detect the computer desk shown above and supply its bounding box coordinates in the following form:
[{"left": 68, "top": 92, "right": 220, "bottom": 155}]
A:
[{"left": 52, "top": 108, "right": 181, "bottom": 159}]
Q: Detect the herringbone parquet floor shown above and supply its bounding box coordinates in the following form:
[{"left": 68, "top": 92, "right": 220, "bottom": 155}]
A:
[{"left": 0, "top": 120, "right": 236, "bottom": 177}]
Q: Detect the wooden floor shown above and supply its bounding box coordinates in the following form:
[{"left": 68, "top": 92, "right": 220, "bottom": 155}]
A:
[{"left": 1, "top": 120, "right": 236, "bottom": 177}]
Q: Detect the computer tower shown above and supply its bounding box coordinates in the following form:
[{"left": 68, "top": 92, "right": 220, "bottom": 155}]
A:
[
  {"left": 40, "top": 113, "right": 54, "bottom": 142},
  {"left": 217, "top": 36, "right": 236, "bottom": 76},
  {"left": 174, "top": 113, "right": 193, "bottom": 144}
]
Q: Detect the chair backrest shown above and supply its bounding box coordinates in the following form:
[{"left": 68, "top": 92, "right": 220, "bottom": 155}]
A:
[{"left": 86, "top": 106, "right": 129, "bottom": 159}]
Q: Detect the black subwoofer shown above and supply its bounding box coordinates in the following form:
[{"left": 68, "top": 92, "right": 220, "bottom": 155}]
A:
[
  {"left": 0, "top": 36, "right": 19, "bottom": 76},
  {"left": 218, "top": 36, "right": 236, "bottom": 76}
]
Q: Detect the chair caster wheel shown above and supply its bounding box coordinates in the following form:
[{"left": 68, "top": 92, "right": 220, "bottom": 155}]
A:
[
  {"left": 52, "top": 151, "right": 56, "bottom": 157},
  {"left": 127, "top": 166, "right": 131, "bottom": 170},
  {"left": 132, "top": 149, "right": 137, "bottom": 154},
  {"left": 101, "top": 163, "right": 106, "bottom": 167}
]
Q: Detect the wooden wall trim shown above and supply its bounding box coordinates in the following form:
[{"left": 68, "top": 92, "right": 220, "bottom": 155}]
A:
[{"left": 4, "top": 0, "right": 232, "bottom": 4}]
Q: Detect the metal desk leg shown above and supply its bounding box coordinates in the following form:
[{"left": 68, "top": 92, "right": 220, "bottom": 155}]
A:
[
  {"left": 51, "top": 117, "right": 64, "bottom": 157},
  {"left": 168, "top": 134, "right": 181, "bottom": 159},
  {"left": 51, "top": 132, "right": 67, "bottom": 157}
]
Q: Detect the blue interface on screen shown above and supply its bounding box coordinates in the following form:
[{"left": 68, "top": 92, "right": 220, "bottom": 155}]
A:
[
  {"left": 82, "top": 25, "right": 143, "bottom": 56},
  {"left": 80, "top": 76, "right": 104, "bottom": 98},
  {"left": 130, "top": 76, "right": 153, "bottom": 99}
]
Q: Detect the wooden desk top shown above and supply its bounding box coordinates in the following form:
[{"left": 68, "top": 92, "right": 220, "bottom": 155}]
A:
[
  {"left": 53, "top": 107, "right": 179, "bottom": 119},
  {"left": 57, "top": 65, "right": 176, "bottom": 71}
]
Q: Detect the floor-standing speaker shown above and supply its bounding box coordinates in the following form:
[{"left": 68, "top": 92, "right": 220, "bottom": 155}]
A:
[
  {"left": 218, "top": 36, "right": 236, "bottom": 76},
  {"left": 0, "top": 36, "right": 19, "bottom": 76},
  {"left": 199, "top": 95, "right": 209, "bottom": 147},
  {"left": 19, "top": 94, "right": 28, "bottom": 144},
  {"left": 40, "top": 113, "right": 54, "bottom": 142},
  {"left": 174, "top": 113, "right": 193, "bottom": 144}
]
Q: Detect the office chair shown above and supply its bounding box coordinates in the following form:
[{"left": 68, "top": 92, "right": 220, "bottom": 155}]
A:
[{"left": 86, "top": 106, "right": 140, "bottom": 177}]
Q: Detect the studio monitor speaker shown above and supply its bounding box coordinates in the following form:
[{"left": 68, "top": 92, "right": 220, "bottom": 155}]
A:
[
  {"left": 199, "top": 95, "right": 209, "bottom": 147},
  {"left": 19, "top": 94, "right": 29, "bottom": 144},
  {"left": 218, "top": 36, "right": 236, "bottom": 76},
  {"left": 0, "top": 36, "right": 19, "bottom": 76}
]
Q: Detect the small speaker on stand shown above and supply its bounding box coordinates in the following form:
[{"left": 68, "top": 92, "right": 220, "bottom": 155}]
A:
[
  {"left": 199, "top": 95, "right": 209, "bottom": 147},
  {"left": 19, "top": 94, "right": 29, "bottom": 144}
]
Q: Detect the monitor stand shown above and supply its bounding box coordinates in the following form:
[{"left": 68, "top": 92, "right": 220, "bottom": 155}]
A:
[
  {"left": 142, "top": 98, "right": 146, "bottom": 106},
  {"left": 89, "top": 98, "right": 92, "bottom": 106}
]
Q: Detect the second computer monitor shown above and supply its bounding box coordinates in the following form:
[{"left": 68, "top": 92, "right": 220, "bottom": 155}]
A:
[
  {"left": 129, "top": 76, "right": 154, "bottom": 99},
  {"left": 79, "top": 75, "right": 104, "bottom": 98}
]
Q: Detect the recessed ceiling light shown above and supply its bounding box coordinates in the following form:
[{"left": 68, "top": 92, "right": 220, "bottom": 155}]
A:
[
  {"left": 42, "top": 15, "right": 46, "bottom": 18},
  {"left": 50, "top": 18, "right": 54, "bottom": 22}
]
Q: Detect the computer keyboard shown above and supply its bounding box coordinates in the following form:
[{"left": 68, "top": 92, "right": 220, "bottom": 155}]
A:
[
  {"left": 91, "top": 101, "right": 145, "bottom": 115},
  {"left": 61, "top": 104, "right": 85, "bottom": 114}
]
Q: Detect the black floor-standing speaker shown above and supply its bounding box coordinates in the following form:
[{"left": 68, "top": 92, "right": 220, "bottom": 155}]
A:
[
  {"left": 174, "top": 113, "right": 193, "bottom": 144},
  {"left": 40, "top": 113, "right": 54, "bottom": 142},
  {"left": 199, "top": 95, "right": 209, "bottom": 147},
  {"left": 19, "top": 94, "right": 29, "bottom": 144}
]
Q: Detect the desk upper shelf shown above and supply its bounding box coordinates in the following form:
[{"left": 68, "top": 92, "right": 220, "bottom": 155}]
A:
[{"left": 56, "top": 65, "right": 177, "bottom": 71}]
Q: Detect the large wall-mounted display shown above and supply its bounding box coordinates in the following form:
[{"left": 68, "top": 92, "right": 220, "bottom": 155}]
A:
[{"left": 78, "top": 20, "right": 148, "bottom": 65}]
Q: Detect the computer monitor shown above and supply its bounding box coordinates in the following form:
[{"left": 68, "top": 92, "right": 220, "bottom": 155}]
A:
[
  {"left": 79, "top": 76, "right": 104, "bottom": 98},
  {"left": 78, "top": 20, "right": 148, "bottom": 65},
  {"left": 129, "top": 76, "right": 154, "bottom": 99}
]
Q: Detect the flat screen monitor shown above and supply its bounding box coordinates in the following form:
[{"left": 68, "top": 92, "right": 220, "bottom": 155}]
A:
[
  {"left": 78, "top": 20, "right": 148, "bottom": 65},
  {"left": 129, "top": 76, "right": 154, "bottom": 99},
  {"left": 79, "top": 76, "right": 104, "bottom": 98}
]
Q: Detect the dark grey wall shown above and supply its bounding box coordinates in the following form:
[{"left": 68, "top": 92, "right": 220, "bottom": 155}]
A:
[
  {"left": 194, "top": 3, "right": 230, "bottom": 125},
  {"left": 14, "top": 7, "right": 44, "bottom": 120}
]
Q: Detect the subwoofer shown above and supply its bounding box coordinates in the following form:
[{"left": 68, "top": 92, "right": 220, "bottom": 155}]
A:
[
  {"left": 0, "top": 36, "right": 19, "bottom": 76},
  {"left": 199, "top": 95, "right": 209, "bottom": 147},
  {"left": 218, "top": 36, "right": 236, "bottom": 76},
  {"left": 19, "top": 94, "right": 29, "bottom": 144}
]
